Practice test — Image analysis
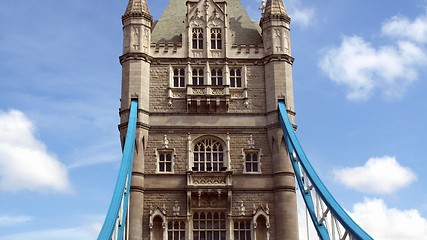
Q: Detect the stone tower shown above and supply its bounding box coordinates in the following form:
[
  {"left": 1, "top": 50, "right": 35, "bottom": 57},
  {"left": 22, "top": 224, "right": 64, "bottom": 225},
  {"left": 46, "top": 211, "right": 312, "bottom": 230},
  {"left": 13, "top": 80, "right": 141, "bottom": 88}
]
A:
[{"left": 119, "top": 0, "right": 298, "bottom": 239}]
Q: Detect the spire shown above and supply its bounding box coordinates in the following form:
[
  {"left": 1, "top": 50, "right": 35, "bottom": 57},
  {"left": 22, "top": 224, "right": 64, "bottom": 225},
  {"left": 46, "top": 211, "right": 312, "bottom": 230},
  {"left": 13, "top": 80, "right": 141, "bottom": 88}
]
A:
[
  {"left": 123, "top": 0, "right": 152, "bottom": 21},
  {"left": 262, "top": 0, "right": 289, "bottom": 22}
]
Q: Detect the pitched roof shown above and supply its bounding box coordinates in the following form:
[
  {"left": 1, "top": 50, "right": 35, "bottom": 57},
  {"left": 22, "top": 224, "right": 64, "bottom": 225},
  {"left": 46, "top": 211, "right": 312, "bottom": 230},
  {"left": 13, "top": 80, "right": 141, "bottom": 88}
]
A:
[{"left": 151, "top": 0, "right": 262, "bottom": 45}]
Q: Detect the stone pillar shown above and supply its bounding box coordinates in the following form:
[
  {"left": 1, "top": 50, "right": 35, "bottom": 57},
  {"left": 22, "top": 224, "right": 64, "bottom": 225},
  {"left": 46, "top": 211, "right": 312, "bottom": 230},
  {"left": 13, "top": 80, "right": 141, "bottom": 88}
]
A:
[{"left": 269, "top": 127, "right": 299, "bottom": 240}]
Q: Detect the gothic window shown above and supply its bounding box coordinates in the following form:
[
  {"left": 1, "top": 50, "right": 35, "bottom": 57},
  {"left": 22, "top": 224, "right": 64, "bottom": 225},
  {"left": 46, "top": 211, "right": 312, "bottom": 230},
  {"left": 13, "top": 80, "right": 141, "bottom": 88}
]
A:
[
  {"left": 244, "top": 151, "right": 260, "bottom": 173},
  {"left": 192, "top": 28, "right": 204, "bottom": 49},
  {"left": 193, "top": 211, "right": 226, "bottom": 240},
  {"left": 168, "top": 221, "right": 185, "bottom": 240},
  {"left": 230, "top": 69, "right": 242, "bottom": 88},
  {"left": 211, "top": 68, "right": 223, "bottom": 86},
  {"left": 210, "top": 28, "right": 222, "bottom": 49},
  {"left": 158, "top": 151, "right": 173, "bottom": 173},
  {"left": 193, "top": 138, "right": 225, "bottom": 172},
  {"left": 173, "top": 68, "right": 186, "bottom": 88},
  {"left": 192, "top": 68, "right": 204, "bottom": 86},
  {"left": 234, "top": 220, "right": 251, "bottom": 240}
]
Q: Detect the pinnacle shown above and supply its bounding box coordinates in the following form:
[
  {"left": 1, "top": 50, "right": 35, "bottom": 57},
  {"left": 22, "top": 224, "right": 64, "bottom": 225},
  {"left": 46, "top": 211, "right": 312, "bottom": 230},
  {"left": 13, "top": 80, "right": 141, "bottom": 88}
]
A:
[
  {"left": 263, "top": 0, "right": 288, "bottom": 17},
  {"left": 123, "top": 0, "right": 151, "bottom": 19}
]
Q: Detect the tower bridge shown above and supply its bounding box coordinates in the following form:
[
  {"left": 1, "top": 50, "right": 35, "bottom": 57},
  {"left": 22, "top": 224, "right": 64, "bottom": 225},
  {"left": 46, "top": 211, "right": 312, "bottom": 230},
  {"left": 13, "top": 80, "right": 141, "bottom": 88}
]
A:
[{"left": 98, "top": 0, "right": 373, "bottom": 239}]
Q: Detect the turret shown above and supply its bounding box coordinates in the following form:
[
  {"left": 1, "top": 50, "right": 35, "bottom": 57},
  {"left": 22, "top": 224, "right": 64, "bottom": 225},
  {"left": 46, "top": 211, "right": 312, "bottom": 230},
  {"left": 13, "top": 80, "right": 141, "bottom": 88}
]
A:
[
  {"left": 262, "top": 0, "right": 299, "bottom": 239},
  {"left": 261, "top": 0, "right": 294, "bottom": 113},
  {"left": 120, "top": 1, "right": 152, "bottom": 239}
]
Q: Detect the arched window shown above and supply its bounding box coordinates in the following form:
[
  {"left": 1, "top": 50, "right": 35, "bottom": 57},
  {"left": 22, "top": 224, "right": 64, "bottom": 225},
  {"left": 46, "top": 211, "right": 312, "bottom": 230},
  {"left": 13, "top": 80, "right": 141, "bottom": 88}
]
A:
[{"left": 193, "top": 138, "right": 225, "bottom": 172}]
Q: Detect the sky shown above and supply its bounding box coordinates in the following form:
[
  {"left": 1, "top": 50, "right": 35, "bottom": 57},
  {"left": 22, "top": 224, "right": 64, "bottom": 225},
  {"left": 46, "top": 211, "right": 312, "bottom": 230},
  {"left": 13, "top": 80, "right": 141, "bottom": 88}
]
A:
[{"left": 0, "top": 0, "right": 427, "bottom": 239}]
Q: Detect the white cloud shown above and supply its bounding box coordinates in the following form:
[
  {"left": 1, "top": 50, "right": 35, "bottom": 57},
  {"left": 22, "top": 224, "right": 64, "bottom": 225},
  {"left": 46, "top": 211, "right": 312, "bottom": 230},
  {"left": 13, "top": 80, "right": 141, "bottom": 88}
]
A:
[
  {"left": 289, "top": 7, "right": 315, "bottom": 28},
  {"left": 333, "top": 156, "right": 416, "bottom": 194},
  {"left": 0, "top": 110, "right": 71, "bottom": 193},
  {"left": 350, "top": 198, "right": 427, "bottom": 240},
  {"left": 320, "top": 36, "right": 427, "bottom": 101},
  {"left": 382, "top": 12, "right": 427, "bottom": 44},
  {"left": 0, "top": 215, "right": 33, "bottom": 227},
  {"left": 320, "top": 11, "right": 427, "bottom": 101},
  {"left": 286, "top": 0, "right": 315, "bottom": 27}
]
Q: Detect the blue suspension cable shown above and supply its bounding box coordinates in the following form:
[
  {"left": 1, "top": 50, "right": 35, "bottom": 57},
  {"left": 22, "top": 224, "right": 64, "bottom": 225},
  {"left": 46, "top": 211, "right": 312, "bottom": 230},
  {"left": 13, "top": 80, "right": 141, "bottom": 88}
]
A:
[{"left": 98, "top": 99, "right": 138, "bottom": 240}]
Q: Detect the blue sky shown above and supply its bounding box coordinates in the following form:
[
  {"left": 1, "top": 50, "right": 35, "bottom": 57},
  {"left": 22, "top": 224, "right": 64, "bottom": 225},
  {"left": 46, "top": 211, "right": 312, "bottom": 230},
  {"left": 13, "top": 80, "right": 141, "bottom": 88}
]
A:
[{"left": 0, "top": 0, "right": 426, "bottom": 239}]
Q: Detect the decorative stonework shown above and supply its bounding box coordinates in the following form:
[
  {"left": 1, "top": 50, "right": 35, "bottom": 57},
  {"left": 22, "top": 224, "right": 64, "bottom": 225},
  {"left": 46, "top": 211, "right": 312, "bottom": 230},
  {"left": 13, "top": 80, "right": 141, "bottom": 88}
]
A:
[{"left": 192, "top": 176, "right": 226, "bottom": 185}]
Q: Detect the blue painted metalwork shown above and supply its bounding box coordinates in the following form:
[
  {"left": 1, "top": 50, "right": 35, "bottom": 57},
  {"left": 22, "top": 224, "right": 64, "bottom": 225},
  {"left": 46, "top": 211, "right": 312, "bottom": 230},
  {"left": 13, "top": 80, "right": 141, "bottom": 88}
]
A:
[
  {"left": 98, "top": 99, "right": 138, "bottom": 240},
  {"left": 278, "top": 100, "right": 373, "bottom": 240}
]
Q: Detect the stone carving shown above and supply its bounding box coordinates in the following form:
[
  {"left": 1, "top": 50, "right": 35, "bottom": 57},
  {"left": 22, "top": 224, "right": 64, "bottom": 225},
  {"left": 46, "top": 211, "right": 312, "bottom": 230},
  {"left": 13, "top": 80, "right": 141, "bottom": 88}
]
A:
[
  {"left": 208, "top": 9, "right": 223, "bottom": 27},
  {"left": 274, "top": 29, "right": 282, "bottom": 52},
  {"left": 132, "top": 26, "right": 140, "bottom": 50},
  {"left": 192, "top": 176, "right": 226, "bottom": 185},
  {"left": 190, "top": 8, "right": 205, "bottom": 27},
  {"left": 162, "top": 135, "right": 169, "bottom": 149},
  {"left": 143, "top": 28, "right": 149, "bottom": 53},
  {"left": 247, "top": 135, "right": 255, "bottom": 149},
  {"left": 173, "top": 201, "right": 180, "bottom": 216},
  {"left": 238, "top": 201, "right": 246, "bottom": 215},
  {"left": 212, "top": 88, "right": 224, "bottom": 95}
]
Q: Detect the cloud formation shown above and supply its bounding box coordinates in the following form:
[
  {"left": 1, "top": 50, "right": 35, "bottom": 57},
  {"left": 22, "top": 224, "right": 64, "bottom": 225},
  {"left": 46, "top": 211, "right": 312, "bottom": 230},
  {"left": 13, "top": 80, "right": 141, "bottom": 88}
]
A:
[
  {"left": 0, "top": 110, "right": 71, "bottom": 193},
  {"left": 351, "top": 198, "right": 427, "bottom": 240},
  {"left": 0, "top": 215, "right": 33, "bottom": 227},
  {"left": 320, "top": 12, "right": 427, "bottom": 101},
  {"left": 333, "top": 156, "right": 416, "bottom": 194},
  {"left": 286, "top": 0, "right": 315, "bottom": 27}
]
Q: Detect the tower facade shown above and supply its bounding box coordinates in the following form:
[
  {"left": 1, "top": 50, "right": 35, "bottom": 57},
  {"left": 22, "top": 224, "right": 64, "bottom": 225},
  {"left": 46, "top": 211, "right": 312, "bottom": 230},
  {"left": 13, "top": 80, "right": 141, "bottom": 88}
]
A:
[{"left": 119, "top": 0, "right": 298, "bottom": 239}]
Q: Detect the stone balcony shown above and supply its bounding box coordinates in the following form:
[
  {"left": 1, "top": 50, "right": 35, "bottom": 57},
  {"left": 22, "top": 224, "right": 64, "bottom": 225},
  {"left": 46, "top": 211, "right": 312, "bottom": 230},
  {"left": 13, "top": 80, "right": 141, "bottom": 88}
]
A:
[
  {"left": 186, "top": 171, "right": 233, "bottom": 190},
  {"left": 186, "top": 85, "right": 230, "bottom": 113}
]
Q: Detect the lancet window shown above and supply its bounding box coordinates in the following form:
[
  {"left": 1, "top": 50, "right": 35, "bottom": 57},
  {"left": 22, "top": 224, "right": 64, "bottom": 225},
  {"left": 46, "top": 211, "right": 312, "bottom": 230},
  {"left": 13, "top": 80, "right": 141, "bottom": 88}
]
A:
[
  {"left": 173, "top": 68, "right": 186, "bottom": 88},
  {"left": 230, "top": 69, "right": 242, "bottom": 88},
  {"left": 210, "top": 28, "right": 222, "bottom": 49},
  {"left": 158, "top": 152, "right": 173, "bottom": 173},
  {"left": 192, "top": 28, "right": 204, "bottom": 49},
  {"left": 192, "top": 68, "right": 204, "bottom": 86},
  {"left": 211, "top": 68, "right": 223, "bottom": 86},
  {"left": 244, "top": 151, "right": 260, "bottom": 173}
]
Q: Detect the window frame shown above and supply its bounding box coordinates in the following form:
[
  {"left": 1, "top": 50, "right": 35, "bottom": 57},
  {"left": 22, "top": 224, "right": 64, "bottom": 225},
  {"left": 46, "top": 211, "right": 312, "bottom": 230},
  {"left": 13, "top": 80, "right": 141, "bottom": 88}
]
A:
[
  {"left": 193, "top": 211, "right": 226, "bottom": 240},
  {"left": 173, "top": 67, "right": 186, "bottom": 88},
  {"left": 210, "top": 28, "right": 222, "bottom": 50},
  {"left": 211, "top": 68, "right": 223, "bottom": 86},
  {"left": 192, "top": 68, "right": 204, "bottom": 86},
  {"left": 168, "top": 220, "right": 186, "bottom": 240},
  {"left": 157, "top": 150, "right": 175, "bottom": 173},
  {"left": 230, "top": 68, "right": 242, "bottom": 88},
  {"left": 233, "top": 220, "right": 252, "bottom": 240},
  {"left": 192, "top": 28, "right": 204, "bottom": 49}
]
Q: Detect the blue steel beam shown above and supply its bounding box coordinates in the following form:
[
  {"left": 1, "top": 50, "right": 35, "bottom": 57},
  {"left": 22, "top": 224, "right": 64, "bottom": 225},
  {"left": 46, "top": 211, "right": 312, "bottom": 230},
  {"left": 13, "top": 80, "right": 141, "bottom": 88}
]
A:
[
  {"left": 98, "top": 99, "right": 138, "bottom": 240},
  {"left": 278, "top": 100, "right": 373, "bottom": 240}
]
